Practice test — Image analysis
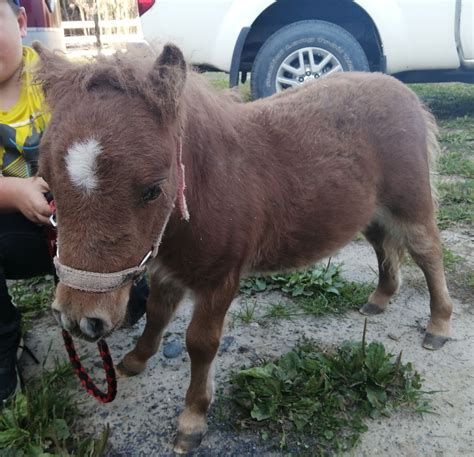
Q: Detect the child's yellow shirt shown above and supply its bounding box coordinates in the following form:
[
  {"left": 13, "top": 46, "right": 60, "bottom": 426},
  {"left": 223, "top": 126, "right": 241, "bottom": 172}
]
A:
[{"left": 0, "top": 46, "right": 50, "bottom": 178}]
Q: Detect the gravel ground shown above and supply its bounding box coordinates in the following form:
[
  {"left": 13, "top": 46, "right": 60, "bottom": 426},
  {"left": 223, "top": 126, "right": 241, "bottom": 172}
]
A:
[{"left": 21, "top": 231, "right": 473, "bottom": 456}]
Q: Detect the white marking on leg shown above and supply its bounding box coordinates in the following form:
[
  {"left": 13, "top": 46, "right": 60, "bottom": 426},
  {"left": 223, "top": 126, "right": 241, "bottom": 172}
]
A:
[{"left": 66, "top": 137, "right": 103, "bottom": 193}]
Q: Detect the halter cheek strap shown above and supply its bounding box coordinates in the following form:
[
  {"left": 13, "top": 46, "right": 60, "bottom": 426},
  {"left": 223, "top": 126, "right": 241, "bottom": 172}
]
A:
[{"left": 177, "top": 136, "right": 190, "bottom": 222}]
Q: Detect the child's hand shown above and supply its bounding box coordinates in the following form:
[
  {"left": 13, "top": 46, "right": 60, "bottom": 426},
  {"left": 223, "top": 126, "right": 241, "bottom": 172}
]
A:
[{"left": 12, "top": 177, "right": 52, "bottom": 225}]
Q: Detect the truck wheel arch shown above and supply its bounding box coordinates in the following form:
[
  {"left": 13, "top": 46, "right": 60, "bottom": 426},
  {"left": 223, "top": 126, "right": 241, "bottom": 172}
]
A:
[{"left": 231, "top": 0, "right": 383, "bottom": 89}]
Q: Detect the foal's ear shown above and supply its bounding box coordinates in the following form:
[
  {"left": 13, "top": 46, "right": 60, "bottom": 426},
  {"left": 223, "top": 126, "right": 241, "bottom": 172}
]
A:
[
  {"left": 33, "top": 42, "right": 75, "bottom": 102},
  {"left": 147, "top": 44, "right": 187, "bottom": 122}
]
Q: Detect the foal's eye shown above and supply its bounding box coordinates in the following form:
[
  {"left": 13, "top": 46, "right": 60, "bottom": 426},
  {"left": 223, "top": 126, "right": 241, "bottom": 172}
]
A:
[{"left": 142, "top": 184, "right": 162, "bottom": 203}]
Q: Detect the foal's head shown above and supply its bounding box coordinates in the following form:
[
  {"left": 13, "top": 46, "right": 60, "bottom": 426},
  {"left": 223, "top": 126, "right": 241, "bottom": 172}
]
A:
[{"left": 35, "top": 43, "right": 187, "bottom": 340}]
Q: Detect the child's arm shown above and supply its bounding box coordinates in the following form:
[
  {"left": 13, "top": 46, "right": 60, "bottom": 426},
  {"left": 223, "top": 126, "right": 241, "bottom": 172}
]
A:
[{"left": 0, "top": 176, "right": 51, "bottom": 225}]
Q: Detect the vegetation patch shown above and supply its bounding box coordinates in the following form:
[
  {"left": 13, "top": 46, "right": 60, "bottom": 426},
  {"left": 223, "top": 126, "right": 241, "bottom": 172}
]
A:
[
  {"left": 9, "top": 276, "right": 55, "bottom": 333},
  {"left": 410, "top": 83, "right": 474, "bottom": 120},
  {"left": 2, "top": 278, "right": 109, "bottom": 455},
  {"left": 411, "top": 84, "right": 473, "bottom": 229},
  {"left": 239, "top": 261, "right": 373, "bottom": 321},
  {"left": 226, "top": 323, "right": 431, "bottom": 456},
  {"left": 0, "top": 361, "right": 109, "bottom": 456},
  {"left": 438, "top": 149, "right": 473, "bottom": 178},
  {"left": 442, "top": 246, "right": 464, "bottom": 271},
  {"left": 437, "top": 180, "right": 474, "bottom": 229}
]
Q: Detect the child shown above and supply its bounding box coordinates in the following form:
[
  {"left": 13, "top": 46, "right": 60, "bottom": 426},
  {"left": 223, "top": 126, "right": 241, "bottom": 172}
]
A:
[{"left": 0, "top": 0, "right": 147, "bottom": 402}]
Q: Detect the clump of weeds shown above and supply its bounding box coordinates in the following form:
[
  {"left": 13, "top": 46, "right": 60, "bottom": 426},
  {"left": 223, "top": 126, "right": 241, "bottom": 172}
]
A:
[
  {"left": 239, "top": 260, "right": 373, "bottom": 319},
  {"left": 0, "top": 358, "right": 109, "bottom": 456},
  {"left": 225, "top": 321, "right": 432, "bottom": 456}
]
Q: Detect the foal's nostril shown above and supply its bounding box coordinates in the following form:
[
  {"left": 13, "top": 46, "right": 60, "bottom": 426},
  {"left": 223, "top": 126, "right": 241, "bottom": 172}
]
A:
[
  {"left": 81, "top": 317, "right": 105, "bottom": 339},
  {"left": 60, "top": 313, "right": 76, "bottom": 331}
]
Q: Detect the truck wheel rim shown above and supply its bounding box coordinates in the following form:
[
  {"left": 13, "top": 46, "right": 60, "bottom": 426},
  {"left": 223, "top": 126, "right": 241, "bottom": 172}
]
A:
[{"left": 275, "top": 47, "right": 343, "bottom": 92}]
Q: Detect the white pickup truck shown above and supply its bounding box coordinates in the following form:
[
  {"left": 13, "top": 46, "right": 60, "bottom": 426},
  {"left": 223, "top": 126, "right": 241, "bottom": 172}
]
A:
[{"left": 138, "top": 0, "right": 474, "bottom": 99}]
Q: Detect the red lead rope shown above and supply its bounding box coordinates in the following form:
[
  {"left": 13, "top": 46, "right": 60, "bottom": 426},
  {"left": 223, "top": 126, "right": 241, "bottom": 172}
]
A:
[
  {"left": 62, "top": 329, "right": 117, "bottom": 403},
  {"left": 47, "top": 200, "right": 117, "bottom": 403}
]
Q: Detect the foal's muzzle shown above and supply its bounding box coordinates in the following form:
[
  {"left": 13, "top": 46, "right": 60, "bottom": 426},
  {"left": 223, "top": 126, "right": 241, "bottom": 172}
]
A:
[{"left": 52, "top": 307, "right": 111, "bottom": 341}]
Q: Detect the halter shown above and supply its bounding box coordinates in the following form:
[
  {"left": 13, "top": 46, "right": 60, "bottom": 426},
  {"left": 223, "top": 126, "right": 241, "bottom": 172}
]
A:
[{"left": 52, "top": 137, "right": 188, "bottom": 293}]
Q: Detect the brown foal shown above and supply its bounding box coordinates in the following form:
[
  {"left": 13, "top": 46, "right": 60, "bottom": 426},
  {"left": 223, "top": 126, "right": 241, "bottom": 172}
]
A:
[{"left": 33, "top": 43, "right": 453, "bottom": 453}]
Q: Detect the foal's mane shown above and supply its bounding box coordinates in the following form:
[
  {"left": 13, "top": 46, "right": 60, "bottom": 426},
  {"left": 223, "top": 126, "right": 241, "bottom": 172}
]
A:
[{"left": 34, "top": 46, "right": 243, "bottom": 125}]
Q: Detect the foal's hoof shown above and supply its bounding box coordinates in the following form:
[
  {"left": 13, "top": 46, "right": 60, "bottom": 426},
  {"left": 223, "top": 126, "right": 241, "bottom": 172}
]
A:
[
  {"left": 116, "top": 360, "right": 144, "bottom": 377},
  {"left": 359, "top": 302, "right": 385, "bottom": 316},
  {"left": 423, "top": 332, "right": 450, "bottom": 350},
  {"left": 173, "top": 431, "right": 204, "bottom": 454}
]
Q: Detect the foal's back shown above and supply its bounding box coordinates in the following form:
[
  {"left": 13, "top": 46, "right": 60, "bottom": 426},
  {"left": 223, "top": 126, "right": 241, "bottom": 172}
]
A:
[{"left": 242, "top": 73, "right": 435, "bottom": 271}]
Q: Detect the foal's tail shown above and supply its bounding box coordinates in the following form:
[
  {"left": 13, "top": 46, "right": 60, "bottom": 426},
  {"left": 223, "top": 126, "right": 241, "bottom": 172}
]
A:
[{"left": 422, "top": 106, "right": 441, "bottom": 207}]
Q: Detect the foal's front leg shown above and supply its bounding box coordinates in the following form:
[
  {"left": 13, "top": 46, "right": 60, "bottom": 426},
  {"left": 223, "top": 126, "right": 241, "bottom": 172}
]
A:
[
  {"left": 173, "top": 278, "right": 238, "bottom": 454},
  {"left": 117, "top": 272, "right": 185, "bottom": 376}
]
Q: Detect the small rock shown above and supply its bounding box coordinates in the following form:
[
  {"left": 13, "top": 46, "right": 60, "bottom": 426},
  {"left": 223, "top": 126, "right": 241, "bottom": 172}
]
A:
[
  {"left": 163, "top": 340, "right": 183, "bottom": 358},
  {"left": 219, "top": 336, "right": 235, "bottom": 354}
]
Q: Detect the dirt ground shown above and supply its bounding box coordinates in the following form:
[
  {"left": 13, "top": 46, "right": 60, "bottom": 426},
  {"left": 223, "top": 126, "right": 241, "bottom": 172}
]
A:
[{"left": 21, "top": 227, "right": 473, "bottom": 456}]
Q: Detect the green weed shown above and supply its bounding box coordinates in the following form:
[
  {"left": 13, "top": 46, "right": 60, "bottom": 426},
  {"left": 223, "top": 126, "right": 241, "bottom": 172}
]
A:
[
  {"left": 205, "top": 72, "right": 251, "bottom": 101},
  {"left": 0, "top": 360, "right": 109, "bottom": 456},
  {"left": 227, "top": 322, "right": 430, "bottom": 456},
  {"left": 9, "top": 276, "right": 55, "bottom": 333},
  {"left": 232, "top": 299, "right": 258, "bottom": 324},
  {"left": 240, "top": 261, "right": 373, "bottom": 318},
  {"left": 263, "top": 302, "right": 297, "bottom": 321},
  {"left": 442, "top": 246, "right": 464, "bottom": 271},
  {"left": 298, "top": 281, "right": 373, "bottom": 317},
  {"left": 467, "top": 272, "right": 474, "bottom": 290},
  {"left": 241, "top": 261, "right": 345, "bottom": 297},
  {"left": 437, "top": 180, "right": 474, "bottom": 228},
  {"left": 438, "top": 150, "right": 474, "bottom": 178},
  {"left": 353, "top": 232, "right": 365, "bottom": 242}
]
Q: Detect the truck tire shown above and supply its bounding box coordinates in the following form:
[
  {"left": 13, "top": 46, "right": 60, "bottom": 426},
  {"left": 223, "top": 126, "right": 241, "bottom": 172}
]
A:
[{"left": 251, "top": 20, "right": 370, "bottom": 99}]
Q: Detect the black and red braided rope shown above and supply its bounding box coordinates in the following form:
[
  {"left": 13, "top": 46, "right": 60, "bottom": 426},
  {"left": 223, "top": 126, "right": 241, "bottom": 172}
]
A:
[
  {"left": 47, "top": 198, "right": 117, "bottom": 403},
  {"left": 62, "top": 329, "right": 117, "bottom": 403}
]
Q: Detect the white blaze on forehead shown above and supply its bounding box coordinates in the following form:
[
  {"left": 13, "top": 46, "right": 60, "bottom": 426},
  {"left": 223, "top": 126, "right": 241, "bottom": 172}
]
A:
[{"left": 65, "top": 137, "right": 103, "bottom": 193}]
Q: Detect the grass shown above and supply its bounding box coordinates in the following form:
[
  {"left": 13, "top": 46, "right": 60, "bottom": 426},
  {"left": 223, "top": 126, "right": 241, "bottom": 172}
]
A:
[
  {"left": 442, "top": 246, "right": 464, "bottom": 271},
  {"left": 440, "top": 246, "right": 473, "bottom": 293},
  {"left": 232, "top": 299, "right": 259, "bottom": 324},
  {"left": 410, "top": 83, "right": 474, "bottom": 120},
  {"left": 2, "top": 278, "right": 110, "bottom": 455},
  {"left": 410, "top": 83, "right": 473, "bottom": 229},
  {"left": 263, "top": 302, "right": 296, "bottom": 321},
  {"left": 0, "top": 360, "right": 109, "bottom": 456},
  {"left": 225, "top": 322, "right": 430, "bottom": 456},
  {"left": 238, "top": 260, "right": 373, "bottom": 323},
  {"left": 467, "top": 272, "right": 474, "bottom": 289},
  {"left": 9, "top": 276, "right": 55, "bottom": 333},
  {"left": 438, "top": 150, "right": 474, "bottom": 178},
  {"left": 205, "top": 72, "right": 251, "bottom": 101},
  {"left": 437, "top": 180, "right": 474, "bottom": 229}
]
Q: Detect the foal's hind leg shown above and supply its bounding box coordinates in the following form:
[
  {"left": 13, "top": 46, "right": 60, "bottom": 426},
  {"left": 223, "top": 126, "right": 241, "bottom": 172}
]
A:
[
  {"left": 360, "top": 222, "right": 404, "bottom": 315},
  {"left": 117, "top": 272, "right": 185, "bottom": 376},
  {"left": 405, "top": 221, "right": 453, "bottom": 350},
  {"left": 173, "top": 276, "right": 239, "bottom": 454}
]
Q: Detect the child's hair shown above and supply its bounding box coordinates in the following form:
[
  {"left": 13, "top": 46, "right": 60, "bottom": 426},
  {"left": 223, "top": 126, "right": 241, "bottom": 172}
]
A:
[{"left": 6, "top": 0, "right": 21, "bottom": 13}]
